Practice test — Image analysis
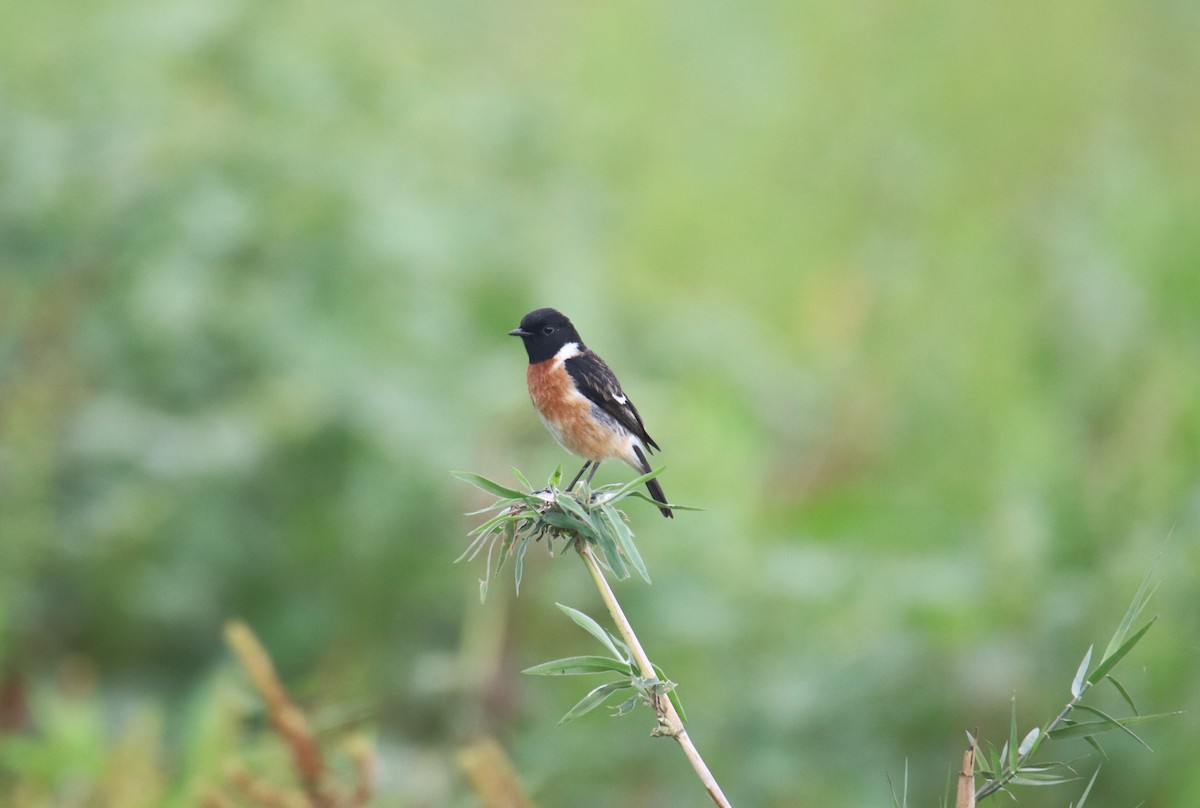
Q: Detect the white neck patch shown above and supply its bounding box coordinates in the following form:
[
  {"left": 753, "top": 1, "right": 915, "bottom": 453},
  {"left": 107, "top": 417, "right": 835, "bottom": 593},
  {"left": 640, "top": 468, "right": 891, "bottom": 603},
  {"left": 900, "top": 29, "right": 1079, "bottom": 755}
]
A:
[{"left": 555, "top": 341, "right": 582, "bottom": 361}]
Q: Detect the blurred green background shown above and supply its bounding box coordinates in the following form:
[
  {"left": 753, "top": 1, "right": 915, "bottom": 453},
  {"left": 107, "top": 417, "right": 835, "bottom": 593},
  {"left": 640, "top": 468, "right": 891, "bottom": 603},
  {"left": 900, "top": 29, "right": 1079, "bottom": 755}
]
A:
[{"left": 3, "top": 0, "right": 1198, "bottom": 805}]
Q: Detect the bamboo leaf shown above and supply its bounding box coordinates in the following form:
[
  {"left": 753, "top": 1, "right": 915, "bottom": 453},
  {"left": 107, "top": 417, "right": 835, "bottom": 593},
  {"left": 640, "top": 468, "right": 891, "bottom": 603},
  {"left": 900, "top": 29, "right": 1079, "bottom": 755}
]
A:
[
  {"left": 652, "top": 663, "right": 687, "bottom": 722},
  {"left": 582, "top": 513, "right": 629, "bottom": 580},
  {"left": 555, "top": 489, "right": 595, "bottom": 524},
  {"left": 1088, "top": 616, "right": 1156, "bottom": 685},
  {"left": 1008, "top": 695, "right": 1019, "bottom": 769},
  {"left": 612, "top": 694, "right": 641, "bottom": 717},
  {"left": 558, "top": 681, "right": 633, "bottom": 724},
  {"left": 451, "top": 471, "right": 524, "bottom": 499},
  {"left": 1071, "top": 704, "right": 1154, "bottom": 750},
  {"left": 455, "top": 529, "right": 495, "bottom": 563},
  {"left": 467, "top": 510, "right": 515, "bottom": 538},
  {"left": 1082, "top": 734, "right": 1107, "bottom": 759},
  {"left": 542, "top": 511, "right": 599, "bottom": 541},
  {"left": 1073, "top": 767, "right": 1101, "bottom": 808},
  {"left": 1047, "top": 711, "right": 1178, "bottom": 743},
  {"left": 595, "top": 467, "right": 666, "bottom": 504},
  {"left": 1010, "top": 774, "right": 1078, "bottom": 786},
  {"left": 1071, "top": 645, "right": 1093, "bottom": 698},
  {"left": 1018, "top": 727, "right": 1039, "bottom": 757},
  {"left": 1105, "top": 675, "right": 1139, "bottom": 716},
  {"left": 598, "top": 504, "right": 651, "bottom": 584},
  {"left": 523, "top": 656, "right": 633, "bottom": 676},
  {"left": 1101, "top": 560, "right": 1159, "bottom": 662},
  {"left": 552, "top": 495, "right": 613, "bottom": 558},
  {"left": 514, "top": 534, "right": 530, "bottom": 595},
  {"left": 986, "top": 742, "right": 1002, "bottom": 782},
  {"left": 511, "top": 467, "right": 534, "bottom": 492},
  {"left": 464, "top": 500, "right": 514, "bottom": 516},
  {"left": 556, "top": 603, "right": 623, "bottom": 660},
  {"left": 622, "top": 490, "right": 703, "bottom": 511}
]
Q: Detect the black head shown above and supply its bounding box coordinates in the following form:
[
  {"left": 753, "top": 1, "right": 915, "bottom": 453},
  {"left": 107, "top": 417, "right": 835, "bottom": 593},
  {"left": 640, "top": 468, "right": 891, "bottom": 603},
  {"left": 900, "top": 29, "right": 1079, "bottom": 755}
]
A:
[{"left": 508, "top": 308, "right": 584, "bottom": 363}]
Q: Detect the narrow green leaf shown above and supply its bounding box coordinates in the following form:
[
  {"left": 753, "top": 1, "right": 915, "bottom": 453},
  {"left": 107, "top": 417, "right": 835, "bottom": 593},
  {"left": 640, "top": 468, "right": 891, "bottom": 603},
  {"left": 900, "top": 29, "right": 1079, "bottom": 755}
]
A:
[
  {"left": 1105, "top": 675, "right": 1139, "bottom": 716},
  {"left": 599, "top": 504, "right": 651, "bottom": 584},
  {"left": 480, "top": 536, "right": 500, "bottom": 600},
  {"left": 595, "top": 466, "right": 666, "bottom": 504},
  {"left": 986, "top": 742, "right": 1002, "bottom": 782},
  {"left": 1018, "top": 727, "right": 1039, "bottom": 757},
  {"left": 1008, "top": 695, "right": 1019, "bottom": 769},
  {"left": 555, "top": 493, "right": 612, "bottom": 556},
  {"left": 1009, "top": 764, "right": 1064, "bottom": 774},
  {"left": 887, "top": 758, "right": 909, "bottom": 808},
  {"left": 556, "top": 603, "right": 623, "bottom": 660},
  {"left": 1082, "top": 734, "right": 1107, "bottom": 760},
  {"left": 1101, "top": 560, "right": 1159, "bottom": 662},
  {"left": 514, "top": 534, "right": 530, "bottom": 595},
  {"left": 554, "top": 489, "right": 593, "bottom": 521},
  {"left": 1046, "top": 711, "right": 1178, "bottom": 742},
  {"left": 1088, "top": 616, "right": 1156, "bottom": 685},
  {"left": 523, "top": 655, "right": 633, "bottom": 676},
  {"left": 1010, "top": 774, "right": 1078, "bottom": 786},
  {"left": 451, "top": 471, "right": 524, "bottom": 499},
  {"left": 623, "top": 490, "right": 703, "bottom": 511},
  {"left": 1071, "top": 704, "right": 1154, "bottom": 750},
  {"left": 1073, "top": 767, "right": 1101, "bottom": 808},
  {"left": 511, "top": 467, "right": 534, "bottom": 492},
  {"left": 455, "top": 529, "right": 494, "bottom": 563},
  {"left": 580, "top": 510, "right": 629, "bottom": 580},
  {"left": 494, "top": 530, "right": 514, "bottom": 574},
  {"left": 542, "top": 511, "right": 599, "bottom": 542},
  {"left": 559, "top": 681, "right": 633, "bottom": 724},
  {"left": 465, "top": 500, "right": 514, "bottom": 516},
  {"left": 607, "top": 632, "right": 633, "bottom": 662},
  {"left": 612, "top": 694, "right": 641, "bottom": 717},
  {"left": 1071, "top": 645, "right": 1093, "bottom": 698},
  {"left": 548, "top": 464, "right": 563, "bottom": 488},
  {"left": 652, "top": 663, "right": 687, "bottom": 722},
  {"left": 468, "top": 511, "right": 518, "bottom": 540}
]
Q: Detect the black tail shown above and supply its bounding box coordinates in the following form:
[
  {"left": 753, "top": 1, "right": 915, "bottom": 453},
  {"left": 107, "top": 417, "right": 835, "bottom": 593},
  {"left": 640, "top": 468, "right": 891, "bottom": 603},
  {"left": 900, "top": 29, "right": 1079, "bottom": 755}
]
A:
[{"left": 633, "top": 445, "right": 673, "bottom": 518}]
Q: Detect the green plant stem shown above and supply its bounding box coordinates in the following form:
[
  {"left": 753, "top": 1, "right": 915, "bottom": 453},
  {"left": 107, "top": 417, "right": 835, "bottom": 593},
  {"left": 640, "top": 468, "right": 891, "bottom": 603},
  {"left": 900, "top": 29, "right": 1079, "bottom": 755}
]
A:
[{"left": 577, "top": 542, "right": 734, "bottom": 808}]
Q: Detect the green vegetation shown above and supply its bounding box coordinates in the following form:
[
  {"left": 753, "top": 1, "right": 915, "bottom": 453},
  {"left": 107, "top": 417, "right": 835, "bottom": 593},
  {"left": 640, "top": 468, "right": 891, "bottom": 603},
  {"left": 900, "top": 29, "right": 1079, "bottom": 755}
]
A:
[{"left": 2, "top": 0, "right": 1198, "bottom": 806}]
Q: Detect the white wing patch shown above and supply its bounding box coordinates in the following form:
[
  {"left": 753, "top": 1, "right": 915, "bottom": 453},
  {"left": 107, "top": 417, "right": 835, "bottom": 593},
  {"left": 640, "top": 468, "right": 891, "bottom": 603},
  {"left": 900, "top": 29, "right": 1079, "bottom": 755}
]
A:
[{"left": 613, "top": 393, "right": 627, "bottom": 405}]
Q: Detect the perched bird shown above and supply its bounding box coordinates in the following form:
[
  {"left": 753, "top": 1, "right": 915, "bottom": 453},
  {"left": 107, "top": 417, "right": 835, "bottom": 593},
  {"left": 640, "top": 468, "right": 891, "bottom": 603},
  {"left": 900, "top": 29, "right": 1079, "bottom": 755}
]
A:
[{"left": 509, "top": 308, "right": 672, "bottom": 518}]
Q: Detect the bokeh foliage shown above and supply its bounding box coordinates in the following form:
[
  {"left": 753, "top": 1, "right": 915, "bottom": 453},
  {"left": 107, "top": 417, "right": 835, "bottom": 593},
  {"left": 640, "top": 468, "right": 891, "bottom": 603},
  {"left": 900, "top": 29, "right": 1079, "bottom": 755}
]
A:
[{"left": 2, "top": 0, "right": 1199, "bottom": 805}]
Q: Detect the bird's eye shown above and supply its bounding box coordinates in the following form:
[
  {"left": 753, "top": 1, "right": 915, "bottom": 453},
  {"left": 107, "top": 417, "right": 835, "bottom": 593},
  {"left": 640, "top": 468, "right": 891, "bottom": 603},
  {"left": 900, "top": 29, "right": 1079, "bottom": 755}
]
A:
[{"left": 542, "top": 326, "right": 555, "bottom": 335}]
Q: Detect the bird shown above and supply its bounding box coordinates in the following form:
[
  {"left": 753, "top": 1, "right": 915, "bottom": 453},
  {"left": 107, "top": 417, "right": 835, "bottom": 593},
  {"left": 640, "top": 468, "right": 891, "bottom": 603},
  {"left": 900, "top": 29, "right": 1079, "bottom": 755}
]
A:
[{"left": 508, "top": 308, "right": 672, "bottom": 518}]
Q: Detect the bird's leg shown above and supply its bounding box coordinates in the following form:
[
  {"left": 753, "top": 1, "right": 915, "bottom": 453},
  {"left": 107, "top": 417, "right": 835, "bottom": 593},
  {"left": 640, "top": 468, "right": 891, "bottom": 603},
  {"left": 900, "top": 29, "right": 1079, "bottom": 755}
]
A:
[
  {"left": 584, "top": 462, "right": 601, "bottom": 487},
  {"left": 565, "top": 461, "right": 592, "bottom": 492}
]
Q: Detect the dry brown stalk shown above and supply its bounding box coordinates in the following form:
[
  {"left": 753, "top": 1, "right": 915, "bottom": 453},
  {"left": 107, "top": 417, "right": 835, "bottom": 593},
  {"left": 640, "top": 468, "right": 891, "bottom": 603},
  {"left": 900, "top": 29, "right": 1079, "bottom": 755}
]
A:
[
  {"left": 223, "top": 620, "right": 345, "bottom": 808},
  {"left": 955, "top": 737, "right": 977, "bottom": 808},
  {"left": 221, "top": 620, "right": 377, "bottom": 807},
  {"left": 226, "top": 762, "right": 308, "bottom": 808},
  {"left": 458, "top": 736, "right": 536, "bottom": 808},
  {"left": 342, "top": 733, "right": 376, "bottom": 808},
  {"left": 197, "top": 786, "right": 237, "bottom": 808}
]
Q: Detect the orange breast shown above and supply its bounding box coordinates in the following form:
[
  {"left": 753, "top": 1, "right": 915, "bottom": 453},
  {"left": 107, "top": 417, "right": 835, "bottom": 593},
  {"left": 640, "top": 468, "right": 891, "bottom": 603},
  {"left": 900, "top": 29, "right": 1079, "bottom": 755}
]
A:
[{"left": 527, "top": 359, "right": 632, "bottom": 462}]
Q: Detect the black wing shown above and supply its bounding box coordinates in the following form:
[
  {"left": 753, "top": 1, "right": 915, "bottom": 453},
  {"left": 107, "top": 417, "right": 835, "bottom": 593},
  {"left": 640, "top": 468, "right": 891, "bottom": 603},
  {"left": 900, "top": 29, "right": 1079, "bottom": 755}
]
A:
[{"left": 564, "top": 350, "right": 661, "bottom": 452}]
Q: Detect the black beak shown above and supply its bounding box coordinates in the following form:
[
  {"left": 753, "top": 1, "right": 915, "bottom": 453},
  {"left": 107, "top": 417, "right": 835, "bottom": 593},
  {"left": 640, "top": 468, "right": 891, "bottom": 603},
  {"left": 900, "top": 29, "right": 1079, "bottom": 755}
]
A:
[{"left": 508, "top": 327, "right": 531, "bottom": 337}]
